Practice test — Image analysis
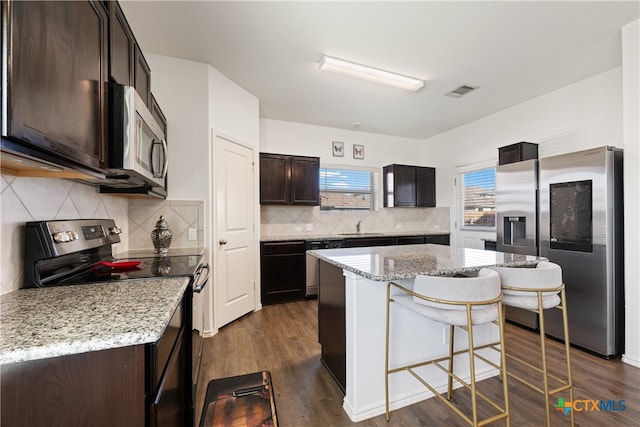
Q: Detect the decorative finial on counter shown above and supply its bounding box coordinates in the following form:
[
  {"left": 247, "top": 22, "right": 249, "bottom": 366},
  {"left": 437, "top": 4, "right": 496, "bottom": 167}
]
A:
[{"left": 151, "top": 215, "right": 172, "bottom": 255}]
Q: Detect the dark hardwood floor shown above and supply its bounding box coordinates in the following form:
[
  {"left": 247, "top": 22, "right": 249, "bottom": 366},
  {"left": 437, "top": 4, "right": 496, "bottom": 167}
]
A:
[{"left": 196, "top": 300, "right": 639, "bottom": 426}]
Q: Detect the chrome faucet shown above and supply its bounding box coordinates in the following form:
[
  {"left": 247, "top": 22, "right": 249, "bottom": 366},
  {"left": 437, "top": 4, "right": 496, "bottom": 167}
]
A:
[{"left": 356, "top": 220, "right": 362, "bottom": 234}]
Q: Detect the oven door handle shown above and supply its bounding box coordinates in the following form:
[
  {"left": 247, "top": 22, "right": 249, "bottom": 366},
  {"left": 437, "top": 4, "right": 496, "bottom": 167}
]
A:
[{"left": 193, "top": 263, "right": 210, "bottom": 293}]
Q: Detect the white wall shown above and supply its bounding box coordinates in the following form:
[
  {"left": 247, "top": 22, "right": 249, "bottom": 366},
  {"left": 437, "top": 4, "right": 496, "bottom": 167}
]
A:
[
  {"left": 260, "top": 119, "right": 424, "bottom": 169},
  {"left": 210, "top": 68, "right": 260, "bottom": 148},
  {"left": 423, "top": 67, "right": 623, "bottom": 210},
  {"left": 144, "top": 54, "right": 211, "bottom": 203},
  {"left": 621, "top": 20, "right": 639, "bottom": 367},
  {"left": 145, "top": 53, "right": 259, "bottom": 334}
]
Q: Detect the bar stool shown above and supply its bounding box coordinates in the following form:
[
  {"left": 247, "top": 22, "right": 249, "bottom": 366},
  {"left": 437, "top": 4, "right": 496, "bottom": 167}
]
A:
[
  {"left": 489, "top": 261, "right": 574, "bottom": 427},
  {"left": 385, "top": 269, "right": 509, "bottom": 426}
]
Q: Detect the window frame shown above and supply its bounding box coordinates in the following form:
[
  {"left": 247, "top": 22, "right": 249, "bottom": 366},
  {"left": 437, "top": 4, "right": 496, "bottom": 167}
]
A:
[
  {"left": 457, "top": 165, "right": 496, "bottom": 231},
  {"left": 319, "top": 165, "right": 379, "bottom": 212}
]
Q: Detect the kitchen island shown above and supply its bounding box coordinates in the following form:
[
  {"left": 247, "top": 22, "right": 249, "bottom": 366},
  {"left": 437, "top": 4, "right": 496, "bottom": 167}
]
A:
[{"left": 307, "top": 243, "right": 543, "bottom": 422}]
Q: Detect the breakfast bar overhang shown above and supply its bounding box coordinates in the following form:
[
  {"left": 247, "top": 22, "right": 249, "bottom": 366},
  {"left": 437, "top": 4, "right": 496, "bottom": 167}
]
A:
[{"left": 307, "top": 243, "right": 543, "bottom": 422}]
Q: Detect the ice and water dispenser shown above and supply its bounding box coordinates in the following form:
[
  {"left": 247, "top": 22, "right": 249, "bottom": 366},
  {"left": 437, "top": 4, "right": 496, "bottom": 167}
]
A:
[{"left": 503, "top": 216, "right": 528, "bottom": 247}]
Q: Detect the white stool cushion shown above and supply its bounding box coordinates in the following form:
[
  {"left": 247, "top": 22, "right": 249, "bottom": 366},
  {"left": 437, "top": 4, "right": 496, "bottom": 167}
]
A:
[
  {"left": 490, "top": 261, "right": 562, "bottom": 310},
  {"left": 396, "top": 268, "right": 501, "bottom": 326},
  {"left": 393, "top": 294, "right": 499, "bottom": 326}
]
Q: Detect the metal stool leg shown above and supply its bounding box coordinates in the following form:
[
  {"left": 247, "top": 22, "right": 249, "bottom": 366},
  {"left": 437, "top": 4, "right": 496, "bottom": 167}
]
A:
[
  {"left": 447, "top": 324, "right": 455, "bottom": 400},
  {"left": 560, "top": 288, "right": 575, "bottom": 427},
  {"left": 537, "top": 292, "right": 552, "bottom": 427}
]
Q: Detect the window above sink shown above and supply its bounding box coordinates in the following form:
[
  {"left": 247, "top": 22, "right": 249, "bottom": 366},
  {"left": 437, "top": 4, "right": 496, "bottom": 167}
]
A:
[{"left": 319, "top": 166, "right": 379, "bottom": 212}]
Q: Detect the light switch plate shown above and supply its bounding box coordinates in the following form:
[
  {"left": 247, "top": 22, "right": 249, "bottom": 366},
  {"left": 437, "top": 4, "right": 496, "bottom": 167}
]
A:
[{"left": 188, "top": 228, "right": 197, "bottom": 241}]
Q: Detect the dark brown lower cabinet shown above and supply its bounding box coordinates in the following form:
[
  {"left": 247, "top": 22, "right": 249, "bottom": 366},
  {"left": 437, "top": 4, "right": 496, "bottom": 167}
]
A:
[
  {"left": 343, "top": 237, "right": 395, "bottom": 247},
  {"left": 261, "top": 241, "right": 307, "bottom": 304},
  {"left": 425, "top": 234, "right": 450, "bottom": 245},
  {"left": 318, "top": 260, "right": 346, "bottom": 392},
  {"left": 1, "top": 293, "right": 191, "bottom": 427},
  {"left": 1, "top": 346, "right": 146, "bottom": 427}
]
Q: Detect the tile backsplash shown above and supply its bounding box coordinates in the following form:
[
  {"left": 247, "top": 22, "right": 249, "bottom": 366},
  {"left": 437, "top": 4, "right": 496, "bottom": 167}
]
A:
[
  {"left": 261, "top": 205, "right": 450, "bottom": 238},
  {"left": 0, "top": 174, "right": 204, "bottom": 295},
  {"left": 127, "top": 199, "right": 204, "bottom": 253},
  {"left": 1, "top": 175, "right": 129, "bottom": 294}
]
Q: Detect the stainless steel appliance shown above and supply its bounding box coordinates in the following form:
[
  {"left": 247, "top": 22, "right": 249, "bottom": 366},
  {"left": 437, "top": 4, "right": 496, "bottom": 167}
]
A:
[
  {"left": 75, "top": 83, "right": 168, "bottom": 198},
  {"left": 496, "top": 158, "right": 539, "bottom": 328},
  {"left": 24, "top": 218, "right": 210, "bottom": 423},
  {"left": 305, "top": 238, "right": 344, "bottom": 297},
  {"left": 109, "top": 84, "right": 167, "bottom": 188},
  {"left": 539, "top": 146, "right": 624, "bottom": 357}
]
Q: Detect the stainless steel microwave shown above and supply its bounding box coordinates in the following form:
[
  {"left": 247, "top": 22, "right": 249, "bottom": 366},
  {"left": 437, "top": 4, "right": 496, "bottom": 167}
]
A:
[{"left": 108, "top": 83, "right": 168, "bottom": 190}]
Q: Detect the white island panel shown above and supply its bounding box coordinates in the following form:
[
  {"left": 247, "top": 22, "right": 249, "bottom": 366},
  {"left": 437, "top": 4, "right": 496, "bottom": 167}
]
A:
[{"left": 342, "top": 271, "right": 500, "bottom": 421}]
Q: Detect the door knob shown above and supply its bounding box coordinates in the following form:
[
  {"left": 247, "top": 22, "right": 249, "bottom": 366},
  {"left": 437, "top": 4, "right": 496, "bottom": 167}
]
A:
[{"left": 219, "top": 239, "right": 228, "bottom": 245}]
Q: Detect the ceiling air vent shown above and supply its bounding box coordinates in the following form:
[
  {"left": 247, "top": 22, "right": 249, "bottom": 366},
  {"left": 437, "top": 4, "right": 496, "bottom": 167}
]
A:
[{"left": 445, "top": 84, "right": 479, "bottom": 98}]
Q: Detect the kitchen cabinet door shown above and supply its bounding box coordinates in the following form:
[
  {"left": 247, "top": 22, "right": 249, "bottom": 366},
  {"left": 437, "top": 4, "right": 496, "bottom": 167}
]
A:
[
  {"left": 416, "top": 166, "right": 436, "bottom": 207},
  {"left": 260, "top": 153, "right": 290, "bottom": 204},
  {"left": 3, "top": 0, "right": 108, "bottom": 171},
  {"left": 388, "top": 164, "right": 416, "bottom": 207},
  {"left": 291, "top": 156, "right": 320, "bottom": 205},
  {"left": 134, "top": 44, "right": 152, "bottom": 107},
  {"left": 108, "top": 0, "right": 135, "bottom": 86}
]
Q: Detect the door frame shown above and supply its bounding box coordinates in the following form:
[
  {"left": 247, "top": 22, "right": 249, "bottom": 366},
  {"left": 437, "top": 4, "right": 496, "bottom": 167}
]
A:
[{"left": 209, "top": 130, "right": 261, "bottom": 334}]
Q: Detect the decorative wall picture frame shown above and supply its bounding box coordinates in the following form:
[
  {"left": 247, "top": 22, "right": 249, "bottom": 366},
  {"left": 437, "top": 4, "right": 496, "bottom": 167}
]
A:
[
  {"left": 353, "top": 144, "right": 365, "bottom": 160},
  {"left": 332, "top": 141, "right": 344, "bottom": 157}
]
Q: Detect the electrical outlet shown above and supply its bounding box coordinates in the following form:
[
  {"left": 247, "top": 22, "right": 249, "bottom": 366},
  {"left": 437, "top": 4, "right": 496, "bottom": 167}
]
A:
[
  {"left": 188, "top": 228, "right": 197, "bottom": 241},
  {"left": 294, "top": 226, "right": 302, "bottom": 232},
  {"left": 305, "top": 223, "right": 314, "bottom": 231}
]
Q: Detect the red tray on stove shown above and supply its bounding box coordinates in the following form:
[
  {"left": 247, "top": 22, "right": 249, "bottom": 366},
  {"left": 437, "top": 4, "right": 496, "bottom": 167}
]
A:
[{"left": 91, "top": 260, "right": 141, "bottom": 272}]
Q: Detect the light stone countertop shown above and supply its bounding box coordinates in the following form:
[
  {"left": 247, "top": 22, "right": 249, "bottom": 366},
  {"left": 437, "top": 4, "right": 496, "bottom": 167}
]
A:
[
  {"left": 261, "top": 230, "right": 450, "bottom": 242},
  {"left": 0, "top": 277, "right": 189, "bottom": 364},
  {"left": 307, "top": 243, "right": 544, "bottom": 281}
]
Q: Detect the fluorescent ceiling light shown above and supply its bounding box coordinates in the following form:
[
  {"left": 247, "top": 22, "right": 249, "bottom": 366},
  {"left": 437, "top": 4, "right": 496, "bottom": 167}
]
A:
[{"left": 319, "top": 56, "right": 424, "bottom": 91}]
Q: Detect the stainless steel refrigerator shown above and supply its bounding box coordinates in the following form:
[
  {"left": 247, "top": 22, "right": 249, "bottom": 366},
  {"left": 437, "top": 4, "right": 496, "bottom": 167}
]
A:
[
  {"left": 539, "top": 146, "right": 624, "bottom": 357},
  {"left": 496, "top": 158, "right": 540, "bottom": 329}
]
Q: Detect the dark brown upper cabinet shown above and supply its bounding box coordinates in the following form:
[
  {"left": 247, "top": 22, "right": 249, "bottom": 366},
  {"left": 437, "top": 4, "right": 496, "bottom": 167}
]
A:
[
  {"left": 108, "top": 1, "right": 151, "bottom": 107},
  {"left": 2, "top": 0, "right": 109, "bottom": 174},
  {"left": 498, "top": 141, "right": 538, "bottom": 165},
  {"left": 383, "top": 164, "right": 436, "bottom": 208},
  {"left": 260, "top": 153, "right": 320, "bottom": 205},
  {"left": 134, "top": 45, "right": 152, "bottom": 107}
]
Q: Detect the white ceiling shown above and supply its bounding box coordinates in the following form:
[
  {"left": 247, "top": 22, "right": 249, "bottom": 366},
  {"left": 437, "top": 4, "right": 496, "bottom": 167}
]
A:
[{"left": 120, "top": 1, "right": 639, "bottom": 140}]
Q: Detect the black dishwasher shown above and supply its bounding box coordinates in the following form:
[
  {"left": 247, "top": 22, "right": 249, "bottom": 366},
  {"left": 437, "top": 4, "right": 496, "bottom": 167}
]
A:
[{"left": 260, "top": 240, "right": 308, "bottom": 304}]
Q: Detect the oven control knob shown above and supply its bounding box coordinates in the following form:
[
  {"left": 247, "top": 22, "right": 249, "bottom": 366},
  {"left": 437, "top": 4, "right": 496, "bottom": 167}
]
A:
[
  {"left": 53, "top": 231, "right": 77, "bottom": 243},
  {"left": 109, "top": 226, "right": 122, "bottom": 235}
]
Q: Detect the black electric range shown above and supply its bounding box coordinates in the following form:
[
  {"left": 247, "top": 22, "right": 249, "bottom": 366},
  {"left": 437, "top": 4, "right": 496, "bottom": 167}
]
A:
[{"left": 24, "top": 219, "right": 207, "bottom": 288}]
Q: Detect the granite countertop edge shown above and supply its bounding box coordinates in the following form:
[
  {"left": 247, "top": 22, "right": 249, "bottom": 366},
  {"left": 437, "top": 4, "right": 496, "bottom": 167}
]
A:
[
  {"left": 308, "top": 244, "right": 544, "bottom": 281},
  {"left": 0, "top": 277, "right": 190, "bottom": 364},
  {"left": 261, "top": 230, "right": 450, "bottom": 242}
]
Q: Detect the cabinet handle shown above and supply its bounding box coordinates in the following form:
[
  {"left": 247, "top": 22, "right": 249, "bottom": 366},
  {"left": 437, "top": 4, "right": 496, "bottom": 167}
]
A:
[{"left": 219, "top": 239, "right": 228, "bottom": 245}]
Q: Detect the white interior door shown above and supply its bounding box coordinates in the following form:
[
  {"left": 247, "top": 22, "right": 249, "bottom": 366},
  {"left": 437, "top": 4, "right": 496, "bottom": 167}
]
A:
[{"left": 215, "top": 136, "right": 255, "bottom": 328}]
